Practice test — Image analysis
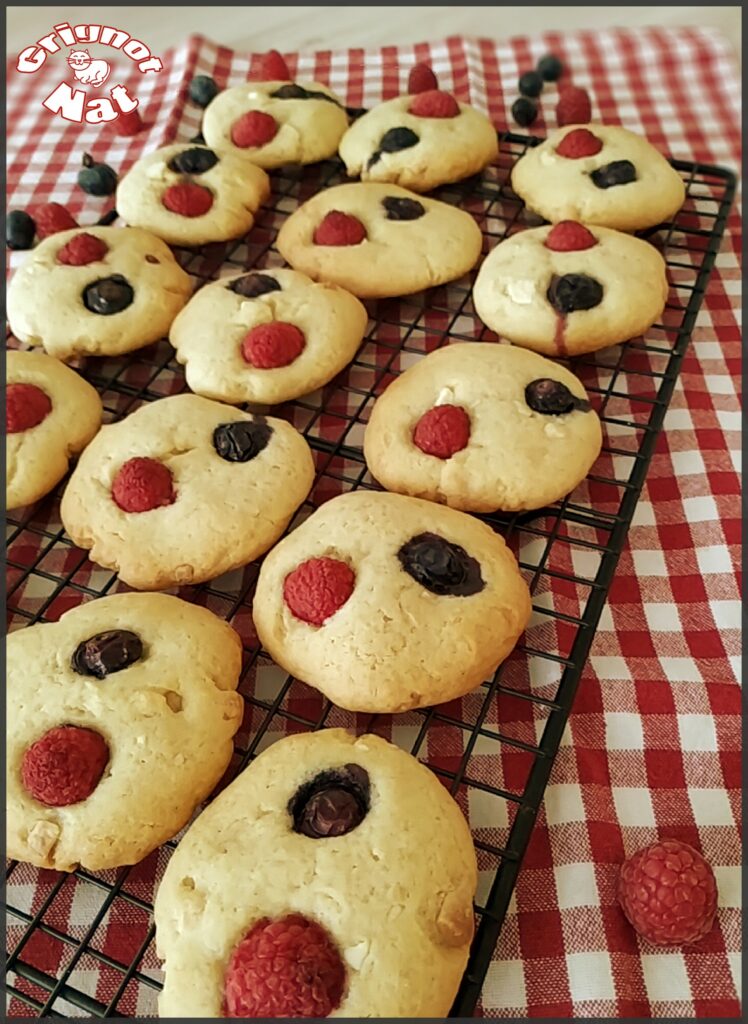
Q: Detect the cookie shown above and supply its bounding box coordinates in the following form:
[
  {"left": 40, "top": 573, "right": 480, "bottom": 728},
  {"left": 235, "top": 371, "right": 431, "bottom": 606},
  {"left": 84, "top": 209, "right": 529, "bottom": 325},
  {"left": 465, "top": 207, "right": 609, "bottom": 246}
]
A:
[
  {"left": 7, "top": 592, "right": 243, "bottom": 872},
  {"left": 169, "top": 268, "right": 368, "bottom": 405},
  {"left": 363, "top": 342, "right": 603, "bottom": 512},
  {"left": 60, "top": 394, "right": 315, "bottom": 590},
  {"left": 473, "top": 222, "right": 668, "bottom": 356},
  {"left": 154, "top": 728, "right": 477, "bottom": 1018},
  {"left": 511, "top": 124, "right": 685, "bottom": 231},
  {"left": 252, "top": 491, "right": 531, "bottom": 712},
  {"left": 6, "top": 226, "right": 192, "bottom": 359},
  {"left": 202, "top": 81, "right": 348, "bottom": 169},
  {"left": 276, "top": 182, "right": 483, "bottom": 298},
  {"left": 339, "top": 93, "right": 498, "bottom": 193},
  {"left": 116, "top": 144, "right": 270, "bottom": 247},
  {"left": 6, "top": 350, "right": 102, "bottom": 510}
]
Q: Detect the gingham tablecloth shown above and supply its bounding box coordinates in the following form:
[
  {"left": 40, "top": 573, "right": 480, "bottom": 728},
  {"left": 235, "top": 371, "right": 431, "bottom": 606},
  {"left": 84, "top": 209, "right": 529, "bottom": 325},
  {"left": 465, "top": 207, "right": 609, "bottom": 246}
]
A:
[{"left": 6, "top": 26, "right": 741, "bottom": 1019}]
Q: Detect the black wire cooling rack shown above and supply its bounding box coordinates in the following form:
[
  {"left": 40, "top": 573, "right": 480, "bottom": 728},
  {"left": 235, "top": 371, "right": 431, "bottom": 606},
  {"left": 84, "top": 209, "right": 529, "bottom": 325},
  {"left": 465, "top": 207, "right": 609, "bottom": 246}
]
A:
[{"left": 5, "top": 132, "right": 736, "bottom": 1018}]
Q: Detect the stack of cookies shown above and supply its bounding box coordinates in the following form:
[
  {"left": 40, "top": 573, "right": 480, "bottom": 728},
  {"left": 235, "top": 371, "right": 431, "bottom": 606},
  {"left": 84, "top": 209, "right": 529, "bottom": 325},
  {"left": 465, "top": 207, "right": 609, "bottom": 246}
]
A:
[{"left": 6, "top": 48, "right": 685, "bottom": 1019}]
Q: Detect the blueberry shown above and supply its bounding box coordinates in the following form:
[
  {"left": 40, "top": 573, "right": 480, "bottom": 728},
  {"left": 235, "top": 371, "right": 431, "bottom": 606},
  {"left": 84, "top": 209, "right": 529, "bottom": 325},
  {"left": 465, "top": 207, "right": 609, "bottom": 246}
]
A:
[
  {"left": 368, "top": 126, "right": 420, "bottom": 167},
  {"left": 188, "top": 74, "right": 219, "bottom": 108},
  {"left": 525, "top": 378, "right": 590, "bottom": 415},
  {"left": 271, "top": 83, "right": 307, "bottom": 100},
  {"left": 289, "top": 764, "right": 370, "bottom": 839},
  {"left": 590, "top": 159, "right": 637, "bottom": 189},
  {"left": 537, "top": 54, "right": 563, "bottom": 81},
  {"left": 96, "top": 208, "right": 119, "bottom": 226},
  {"left": 547, "top": 273, "right": 603, "bottom": 314},
  {"left": 519, "top": 70, "right": 543, "bottom": 98},
  {"left": 212, "top": 420, "right": 273, "bottom": 462},
  {"left": 228, "top": 273, "right": 281, "bottom": 298},
  {"left": 82, "top": 275, "right": 134, "bottom": 315},
  {"left": 167, "top": 146, "right": 219, "bottom": 175},
  {"left": 397, "top": 532, "right": 485, "bottom": 597},
  {"left": 72, "top": 629, "right": 143, "bottom": 678},
  {"left": 77, "top": 153, "right": 118, "bottom": 197},
  {"left": 511, "top": 97, "right": 538, "bottom": 128},
  {"left": 381, "top": 196, "right": 425, "bottom": 221},
  {"left": 6, "top": 210, "right": 36, "bottom": 250},
  {"left": 189, "top": 132, "right": 206, "bottom": 144}
]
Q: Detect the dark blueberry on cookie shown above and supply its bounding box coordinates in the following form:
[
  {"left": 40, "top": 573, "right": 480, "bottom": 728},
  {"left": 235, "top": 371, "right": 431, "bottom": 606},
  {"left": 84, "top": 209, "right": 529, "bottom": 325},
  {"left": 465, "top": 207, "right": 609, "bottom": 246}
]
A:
[
  {"left": 188, "top": 74, "right": 220, "bottom": 108},
  {"left": 228, "top": 272, "right": 281, "bottom": 298},
  {"left": 590, "top": 159, "right": 637, "bottom": 189},
  {"left": 72, "top": 629, "right": 144, "bottom": 679},
  {"left": 213, "top": 420, "right": 273, "bottom": 462},
  {"left": 547, "top": 273, "right": 603, "bottom": 314},
  {"left": 368, "top": 126, "right": 420, "bottom": 167},
  {"left": 82, "top": 274, "right": 134, "bottom": 315},
  {"left": 167, "top": 147, "right": 219, "bottom": 175},
  {"left": 381, "top": 196, "right": 426, "bottom": 221},
  {"left": 398, "top": 533, "right": 484, "bottom": 596},
  {"left": 271, "top": 82, "right": 308, "bottom": 100},
  {"left": 289, "top": 763, "right": 370, "bottom": 838},
  {"left": 525, "top": 378, "right": 591, "bottom": 415}
]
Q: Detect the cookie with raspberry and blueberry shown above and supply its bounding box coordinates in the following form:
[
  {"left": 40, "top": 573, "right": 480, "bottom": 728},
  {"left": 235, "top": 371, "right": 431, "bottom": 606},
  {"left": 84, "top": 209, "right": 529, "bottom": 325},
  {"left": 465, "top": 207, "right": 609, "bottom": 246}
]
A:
[
  {"left": 201, "top": 53, "right": 348, "bottom": 169},
  {"left": 169, "top": 268, "right": 368, "bottom": 405},
  {"left": 6, "top": 350, "right": 102, "bottom": 509},
  {"left": 154, "top": 728, "right": 477, "bottom": 1017},
  {"left": 363, "top": 343, "right": 602, "bottom": 513},
  {"left": 252, "top": 491, "right": 531, "bottom": 712},
  {"left": 116, "top": 143, "right": 270, "bottom": 246},
  {"left": 511, "top": 124, "right": 685, "bottom": 231},
  {"left": 7, "top": 592, "right": 243, "bottom": 871},
  {"left": 473, "top": 222, "right": 668, "bottom": 356},
  {"left": 338, "top": 70, "right": 498, "bottom": 192},
  {"left": 60, "top": 394, "right": 314, "bottom": 590},
  {"left": 6, "top": 226, "right": 192, "bottom": 359},
  {"left": 276, "top": 182, "right": 483, "bottom": 298}
]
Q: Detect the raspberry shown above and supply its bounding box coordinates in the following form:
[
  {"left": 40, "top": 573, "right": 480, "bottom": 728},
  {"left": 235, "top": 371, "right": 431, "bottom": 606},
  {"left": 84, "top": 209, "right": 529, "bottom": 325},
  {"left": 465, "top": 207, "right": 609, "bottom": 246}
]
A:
[
  {"left": 283, "top": 557, "right": 355, "bottom": 626},
  {"left": 6, "top": 383, "right": 52, "bottom": 433},
  {"left": 413, "top": 404, "right": 471, "bottom": 458},
  {"left": 250, "top": 49, "right": 291, "bottom": 82},
  {"left": 545, "top": 221, "right": 598, "bottom": 252},
  {"left": 35, "top": 203, "right": 77, "bottom": 239},
  {"left": 408, "top": 62, "right": 438, "bottom": 94},
  {"left": 242, "top": 322, "right": 306, "bottom": 369},
  {"left": 313, "top": 211, "right": 367, "bottom": 246},
  {"left": 224, "top": 914, "right": 345, "bottom": 1018},
  {"left": 161, "top": 183, "right": 214, "bottom": 217},
  {"left": 57, "top": 232, "right": 109, "bottom": 266},
  {"left": 556, "top": 86, "right": 592, "bottom": 127},
  {"left": 112, "top": 457, "right": 176, "bottom": 513},
  {"left": 618, "top": 840, "right": 718, "bottom": 946},
  {"left": 231, "top": 110, "right": 279, "bottom": 148},
  {"left": 21, "top": 726, "right": 109, "bottom": 806},
  {"left": 409, "top": 89, "right": 460, "bottom": 119},
  {"left": 116, "top": 108, "right": 144, "bottom": 136},
  {"left": 556, "top": 127, "right": 603, "bottom": 159}
]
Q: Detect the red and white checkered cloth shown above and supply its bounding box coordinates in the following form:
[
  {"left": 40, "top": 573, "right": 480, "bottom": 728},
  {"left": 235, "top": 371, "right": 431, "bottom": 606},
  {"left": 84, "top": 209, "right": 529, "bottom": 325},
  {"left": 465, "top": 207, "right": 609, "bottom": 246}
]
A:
[{"left": 5, "top": 26, "right": 741, "bottom": 1019}]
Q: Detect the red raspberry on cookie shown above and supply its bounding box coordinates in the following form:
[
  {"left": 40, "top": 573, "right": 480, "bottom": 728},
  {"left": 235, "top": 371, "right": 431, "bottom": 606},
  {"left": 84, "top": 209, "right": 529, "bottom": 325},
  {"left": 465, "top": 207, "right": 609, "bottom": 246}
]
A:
[
  {"left": 413, "top": 404, "right": 471, "bottom": 458},
  {"left": 556, "top": 127, "right": 602, "bottom": 159},
  {"left": 162, "top": 182, "right": 214, "bottom": 217},
  {"left": 231, "top": 110, "right": 279, "bottom": 148},
  {"left": 224, "top": 914, "right": 345, "bottom": 1018},
  {"left": 241, "top": 322, "right": 305, "bottom": 369},
  {"left": 313, "top": 210, "right": 367, "bottom": 246},
  {"left": 112, "top": 457, "right": 176, "bottom": 513},
  {"left": 283, "top": 556, "right": 355, "bottom": 625},
  {"left": 21, "top": 725, "right": 109, "bottom": 806},
  {"left": 545, "top": 221, "right": 598, "bottom": 252},
  {"left": 6, "top": 383, "right": 52, "bottom": 433},
  {"left": 57, "top": 232, "right": 109, "bottom": 266},
  {"left": 409, "top": 90, "right": 460, "bottom": 119}
]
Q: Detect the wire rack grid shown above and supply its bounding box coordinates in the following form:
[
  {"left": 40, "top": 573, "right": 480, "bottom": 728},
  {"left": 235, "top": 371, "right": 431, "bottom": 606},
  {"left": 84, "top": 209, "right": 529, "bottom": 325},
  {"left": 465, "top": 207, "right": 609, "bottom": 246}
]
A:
[{"left": 5, "top": 131, "right": 736, "bottom": 1018}]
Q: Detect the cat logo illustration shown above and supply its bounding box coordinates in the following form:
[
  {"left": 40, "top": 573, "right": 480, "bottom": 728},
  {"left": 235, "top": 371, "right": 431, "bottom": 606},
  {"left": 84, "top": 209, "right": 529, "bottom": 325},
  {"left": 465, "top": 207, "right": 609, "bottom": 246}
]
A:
[{"left": 67, "top": 49, "right": 111, "bottom": 87}]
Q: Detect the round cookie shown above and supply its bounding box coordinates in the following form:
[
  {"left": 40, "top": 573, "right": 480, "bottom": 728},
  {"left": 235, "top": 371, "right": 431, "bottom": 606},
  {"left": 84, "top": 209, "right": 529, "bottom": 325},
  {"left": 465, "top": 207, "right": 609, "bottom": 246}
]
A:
[
  {"left": 276, "top": 182, "right": 483, "bottom": 299},
  {"left": 116, "top": 143, "right": 270, "bottom": 246},
  {"left": 339, "top": 93, "right": 498, "bottom": 193},
  {"left": 6, "top": 350, "right": 102, "bottom": 510},
  {"left": 473, "top": 222, "right": 668, "bottom": 356},
  {"left": 7, "top": 592, "right": 243, "bottom": 872},
  {"left": 60, "top": 394, "right": 315, "bottom": 590},
  {"left": 154, "top": 728, "right": 477, "bottom": 1018},
  {"left": 363, "top": 342, "right": 603, "bottom": 513},
  {"left": 511, "top": 123, "right": 685, "bottom": 231},
  {"left": 6, "top": 226, "right": 192, "bottom": 359},
  {"left": 253, "top": 491, "right": 531, "bottom": 712},
  {"left": 170, "top": 268, "right": 368, "bottom": 405},
  {"left": 202, "top": 80, "right": 348, "bottom": 169}
]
